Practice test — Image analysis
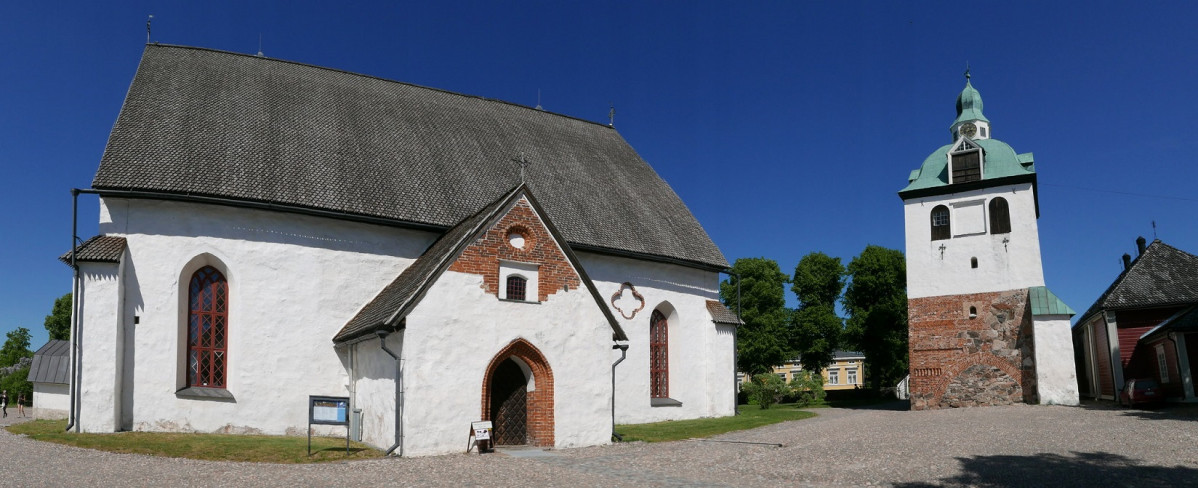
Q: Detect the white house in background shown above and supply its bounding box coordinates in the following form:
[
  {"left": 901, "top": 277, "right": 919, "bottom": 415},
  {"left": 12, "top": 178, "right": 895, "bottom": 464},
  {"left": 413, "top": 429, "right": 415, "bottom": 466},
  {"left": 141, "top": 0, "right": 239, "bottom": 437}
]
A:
[
  {"left": 27, "top": 340, "right": 70, "bottom": 419},
  {"left": 63, "top": 44, "right": 739, "bottom": 456}
]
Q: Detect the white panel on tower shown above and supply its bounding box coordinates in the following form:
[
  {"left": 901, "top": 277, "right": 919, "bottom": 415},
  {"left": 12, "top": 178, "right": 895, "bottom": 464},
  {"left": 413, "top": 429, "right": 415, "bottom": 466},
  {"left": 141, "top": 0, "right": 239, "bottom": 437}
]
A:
[{"left": 952, "top": 200, "right": 986, "bottom": 236}]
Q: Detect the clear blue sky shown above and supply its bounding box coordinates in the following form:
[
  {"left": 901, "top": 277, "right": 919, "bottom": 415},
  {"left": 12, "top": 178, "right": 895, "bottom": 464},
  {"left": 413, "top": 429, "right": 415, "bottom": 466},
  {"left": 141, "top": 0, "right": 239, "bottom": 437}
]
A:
[{"left": 4, "top": 2, "right": 1197, "bottom": 349}]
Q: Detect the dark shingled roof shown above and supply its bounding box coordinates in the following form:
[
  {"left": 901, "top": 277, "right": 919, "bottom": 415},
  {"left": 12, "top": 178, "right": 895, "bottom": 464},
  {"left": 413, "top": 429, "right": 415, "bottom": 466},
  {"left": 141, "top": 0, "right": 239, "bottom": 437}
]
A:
[
  {"left": 335, "top": 184, "right": 626, "bottom": 344},
  {"left": 92, "top": 44, "right": 727, "bottom": 270},
  {"left": 27, "top": 340, "right": 70, "bottom": 384},
  {"left": 58, "top": 235, "right": 127, "bottom": 265},
  {"left": 1076, "top": 240, "right": 1198, "bottom": 324},
  {"left": 705, "top": 300, "right": 742, "bottom": 325}
]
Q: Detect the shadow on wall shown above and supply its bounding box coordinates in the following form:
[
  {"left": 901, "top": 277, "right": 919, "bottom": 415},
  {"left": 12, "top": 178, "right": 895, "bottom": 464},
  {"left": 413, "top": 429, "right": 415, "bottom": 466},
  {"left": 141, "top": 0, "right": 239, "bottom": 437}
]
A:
[{"left": 893, "top": 451, "right": 1198, "bottom": 487}]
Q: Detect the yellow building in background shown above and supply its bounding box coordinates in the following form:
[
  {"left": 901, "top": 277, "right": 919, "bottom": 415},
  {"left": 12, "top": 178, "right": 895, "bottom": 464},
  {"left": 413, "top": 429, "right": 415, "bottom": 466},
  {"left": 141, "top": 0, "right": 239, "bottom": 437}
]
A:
[{"left": 739, "top": 351, "right": 866, "bottom": 390}]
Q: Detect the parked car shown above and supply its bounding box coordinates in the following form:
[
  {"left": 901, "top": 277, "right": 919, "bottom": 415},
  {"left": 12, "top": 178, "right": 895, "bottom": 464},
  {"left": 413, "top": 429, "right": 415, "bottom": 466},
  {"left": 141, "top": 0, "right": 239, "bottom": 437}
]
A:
[{"left": 1120, "top": 378, "right": 1164, "bottom": 407}]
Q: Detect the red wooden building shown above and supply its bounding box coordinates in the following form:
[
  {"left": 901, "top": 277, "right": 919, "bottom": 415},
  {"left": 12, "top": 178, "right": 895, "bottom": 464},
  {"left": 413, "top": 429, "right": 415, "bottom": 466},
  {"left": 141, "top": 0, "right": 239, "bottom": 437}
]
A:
[{"left": 1073, "top": 238, "right": 1198, "bottom": 403}]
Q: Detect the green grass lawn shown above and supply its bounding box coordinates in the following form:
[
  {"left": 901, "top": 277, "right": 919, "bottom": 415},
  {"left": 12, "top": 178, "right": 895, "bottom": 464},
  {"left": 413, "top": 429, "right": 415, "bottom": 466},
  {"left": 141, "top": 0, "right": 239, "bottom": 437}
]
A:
[
  {"left": 6, "top": 420, "right": 383, "bottom": 464},
  {"left": 615, "top": 404, "right": 817, "bottom": 442}
]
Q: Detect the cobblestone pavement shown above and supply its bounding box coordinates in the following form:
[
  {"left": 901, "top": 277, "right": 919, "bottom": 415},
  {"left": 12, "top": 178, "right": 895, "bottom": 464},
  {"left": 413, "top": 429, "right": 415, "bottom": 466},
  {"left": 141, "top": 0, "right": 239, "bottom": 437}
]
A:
[{"left": 2, "top": 402, "right": 1196, "bottom": 487}]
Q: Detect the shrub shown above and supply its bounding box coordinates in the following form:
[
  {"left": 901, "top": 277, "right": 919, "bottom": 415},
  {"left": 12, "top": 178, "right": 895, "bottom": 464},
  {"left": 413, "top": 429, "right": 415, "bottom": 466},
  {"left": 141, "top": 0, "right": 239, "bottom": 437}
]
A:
[
  {"left": 742, "top": 373, "right": 791, "bottom": 409},
  {"left": 789, "top": 370, "right": 826, "bottom": 407}
]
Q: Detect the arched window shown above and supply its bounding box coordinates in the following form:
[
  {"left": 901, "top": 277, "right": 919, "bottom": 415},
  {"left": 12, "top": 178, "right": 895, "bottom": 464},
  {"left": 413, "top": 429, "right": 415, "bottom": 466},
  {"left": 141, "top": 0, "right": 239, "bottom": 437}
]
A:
[
  {"left": 188, "top": 266, "right": 228, "bottom": 388},
  {"left": 506, "top": 275, "right": 527, "bottom": 301},
  {"left": 930, "top": 205, "right": 950, "bottom": 241},
  {"left": 649, "top": 310, "right": 669, "bottom": 398},
  {"left": 989, "top": 197, "right": 1011, "bottom": 234}
]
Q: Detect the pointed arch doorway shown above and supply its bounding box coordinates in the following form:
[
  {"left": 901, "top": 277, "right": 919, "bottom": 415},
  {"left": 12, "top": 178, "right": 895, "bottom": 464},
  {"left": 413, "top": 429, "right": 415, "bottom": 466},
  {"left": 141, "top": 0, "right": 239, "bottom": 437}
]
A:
[{"left": 482, "top": 339, "right": 555, "bottom": 447}]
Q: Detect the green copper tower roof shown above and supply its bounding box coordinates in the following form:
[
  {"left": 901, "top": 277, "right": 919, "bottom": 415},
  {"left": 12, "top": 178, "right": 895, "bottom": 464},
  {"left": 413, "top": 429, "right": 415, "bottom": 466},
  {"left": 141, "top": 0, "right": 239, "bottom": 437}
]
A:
[
  {"left": 900, "top": 76, "right": 1036, "bottom": 197},
  {"left": 953, "top": 79, "right": 989, "bottom": 126}
]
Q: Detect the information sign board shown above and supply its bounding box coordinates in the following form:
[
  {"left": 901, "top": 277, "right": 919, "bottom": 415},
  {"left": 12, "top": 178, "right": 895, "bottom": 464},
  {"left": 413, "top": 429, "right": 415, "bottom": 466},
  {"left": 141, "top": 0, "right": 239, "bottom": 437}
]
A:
[{"left": 309, "top": 396, "right": 349, "bottom": 425}]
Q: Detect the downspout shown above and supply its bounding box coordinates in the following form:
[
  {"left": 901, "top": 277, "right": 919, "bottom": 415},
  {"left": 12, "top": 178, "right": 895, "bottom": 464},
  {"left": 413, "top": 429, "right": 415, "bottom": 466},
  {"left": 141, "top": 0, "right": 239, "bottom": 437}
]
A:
[
  {"left": 66, "top": 189, "right": 80, "bottom": 432},
  {"left": 611, "top": 343, "right": 628, "bottom": 441},
  {"left": 376, "top": 329, "right": 403, "bottom": 456},
  {"left": 67, "top": 188, "right": 100, "bottom": 432}
]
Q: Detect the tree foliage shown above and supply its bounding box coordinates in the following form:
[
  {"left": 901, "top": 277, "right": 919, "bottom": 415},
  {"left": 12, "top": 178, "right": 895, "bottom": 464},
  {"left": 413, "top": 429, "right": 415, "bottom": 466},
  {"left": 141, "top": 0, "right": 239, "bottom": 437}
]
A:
[
  {"left": 843, "top": 245, "right": 908, "bottom": 390},
  {"left": 0, "top": 327, "right": 33, "bottom": 368},
  {"left": 721, "top": 258, "right": 791, "bottom": 376},
  {"left": 790, "top": 252, "right": 846, "bottom": 372},
  {"left": 45, "top": 293, "right": 72, "bottom": 341}
]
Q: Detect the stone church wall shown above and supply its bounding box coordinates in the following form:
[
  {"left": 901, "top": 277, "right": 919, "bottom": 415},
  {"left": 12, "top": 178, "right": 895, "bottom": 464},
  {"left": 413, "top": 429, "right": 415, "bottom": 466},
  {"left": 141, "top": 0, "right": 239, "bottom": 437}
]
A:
[{"left": 908, "top": 289, "right": 1036, "bottom": 410}]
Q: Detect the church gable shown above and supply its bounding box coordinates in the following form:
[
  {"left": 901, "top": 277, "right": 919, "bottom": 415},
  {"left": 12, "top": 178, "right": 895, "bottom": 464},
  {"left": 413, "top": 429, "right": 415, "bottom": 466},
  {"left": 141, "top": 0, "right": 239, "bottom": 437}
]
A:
[{"left": 448, "top": 197, "right": 581, "bottom": 302}]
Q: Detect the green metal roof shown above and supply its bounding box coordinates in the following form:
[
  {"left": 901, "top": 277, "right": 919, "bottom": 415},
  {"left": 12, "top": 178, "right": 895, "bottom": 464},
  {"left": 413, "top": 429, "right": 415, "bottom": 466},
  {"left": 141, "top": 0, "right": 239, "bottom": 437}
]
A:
[
  {"left": 953, "top": 80, "right": 989, "bottom": 126},
  {"left": 901, "top": 138, "right": 1036, "bottom": 192},
  {"left": 1028, "top": 286, "right": 1075, "bottom": 316}
]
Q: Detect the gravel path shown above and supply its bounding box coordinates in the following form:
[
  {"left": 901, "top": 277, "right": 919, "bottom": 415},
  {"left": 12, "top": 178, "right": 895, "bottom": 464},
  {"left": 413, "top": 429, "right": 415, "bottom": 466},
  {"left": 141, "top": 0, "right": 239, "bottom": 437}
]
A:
[{"left": 2, "top": 402, "right": 1196, "bottom": 487}]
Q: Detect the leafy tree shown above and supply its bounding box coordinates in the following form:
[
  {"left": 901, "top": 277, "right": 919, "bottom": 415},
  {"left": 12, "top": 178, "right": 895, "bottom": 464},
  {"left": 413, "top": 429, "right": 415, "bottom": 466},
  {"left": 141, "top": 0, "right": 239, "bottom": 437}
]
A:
[
  {"left": 721, "top": 258, "right": 791, "bottom": 375},
  {"left": 788, "top": 370, "right": 826, "bottom": 407},
  {"left": 45, "top": 293, "right": 72, "bottom": 341},
  {"left": 790, "top": 252, "right": 846, "bottom": 372},
  {"left": 0, "top": 327, "right": 33, "bottom": 368},
  {"left": 0, "top": 363, "right": 32, "bottom": 405},
  {"left": 843, "top": 245, "right": 908, "bottom": 391},
  {"left": 742, "top": 373, "right": 790, "bottom": 409}
]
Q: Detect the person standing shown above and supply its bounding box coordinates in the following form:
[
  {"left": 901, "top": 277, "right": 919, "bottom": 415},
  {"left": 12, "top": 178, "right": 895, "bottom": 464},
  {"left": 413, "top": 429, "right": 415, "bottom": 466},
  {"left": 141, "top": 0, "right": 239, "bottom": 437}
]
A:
[
  {"left": 1, "top": 390, "right": 7, "bottom": 418},
  {"left": 16, "top": 392, "right": 26, "bottom": 418}
]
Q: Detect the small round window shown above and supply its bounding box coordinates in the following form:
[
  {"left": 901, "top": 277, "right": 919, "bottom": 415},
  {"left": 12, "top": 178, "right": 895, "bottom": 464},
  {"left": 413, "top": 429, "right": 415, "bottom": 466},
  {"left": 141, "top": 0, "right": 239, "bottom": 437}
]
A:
[{"left": 508, "top": 232, "right": 525, "bottom": 249}]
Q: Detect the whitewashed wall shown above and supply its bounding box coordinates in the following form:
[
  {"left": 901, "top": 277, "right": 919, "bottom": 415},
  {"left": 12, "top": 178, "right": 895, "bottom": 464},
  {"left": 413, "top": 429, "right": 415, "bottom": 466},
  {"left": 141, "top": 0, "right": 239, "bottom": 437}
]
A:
[
  {"left": 1033, "top": 315, "right": 1080, "bottom": 405},
  {"left": 579, "top": 253, "right": 736, "bottom": 424},
  {"left": 33, "top": 382, "right": 69, "bottom": 419},
  {"left": 88, "top": 198, "right": 436, "bottom": 436},
  {"left": 394, "top": 271, "right": 615, "bottom": 457},
  {"left": 77, "top": 261, "right": 125, "bottom": 432},
  {"left": 904, "top": 182, "right": 1045, "bottom": 299}
]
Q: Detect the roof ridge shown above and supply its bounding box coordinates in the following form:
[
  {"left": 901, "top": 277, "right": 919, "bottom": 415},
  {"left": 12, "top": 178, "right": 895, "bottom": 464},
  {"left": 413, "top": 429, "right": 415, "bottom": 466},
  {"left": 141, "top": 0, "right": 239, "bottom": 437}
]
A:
[{"left": 144, "top": 43, "right": 617, "bottom": 130}]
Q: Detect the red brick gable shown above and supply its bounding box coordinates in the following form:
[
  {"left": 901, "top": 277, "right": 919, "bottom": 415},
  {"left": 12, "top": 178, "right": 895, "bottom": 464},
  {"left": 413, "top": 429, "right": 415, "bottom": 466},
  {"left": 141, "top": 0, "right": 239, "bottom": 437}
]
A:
[{"left": 448, "top": 197, "right": 581, "bottom": 301}]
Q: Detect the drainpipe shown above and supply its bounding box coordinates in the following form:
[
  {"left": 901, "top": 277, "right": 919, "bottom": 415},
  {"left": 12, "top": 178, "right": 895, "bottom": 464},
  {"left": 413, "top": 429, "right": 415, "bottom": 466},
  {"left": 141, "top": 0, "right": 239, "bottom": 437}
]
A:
[
  {"left": 66, "top": 189, "right": 80, "bottom": 432},
  {"left": 376, "top": 329, "right": 403, "bottom": 456},
  {"left": 611, "top": 343, "right": 628, "bottom": 441}
]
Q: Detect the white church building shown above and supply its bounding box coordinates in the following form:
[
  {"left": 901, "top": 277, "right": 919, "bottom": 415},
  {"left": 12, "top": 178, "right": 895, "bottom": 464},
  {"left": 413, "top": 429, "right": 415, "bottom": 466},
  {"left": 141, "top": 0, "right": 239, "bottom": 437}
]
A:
[{"left": 63, "top": 44, "right": 739, "bottom": 456}]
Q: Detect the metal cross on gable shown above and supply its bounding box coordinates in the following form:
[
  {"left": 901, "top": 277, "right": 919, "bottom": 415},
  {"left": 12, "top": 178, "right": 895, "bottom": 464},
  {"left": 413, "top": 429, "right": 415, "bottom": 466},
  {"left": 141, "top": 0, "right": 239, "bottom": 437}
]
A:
[{"left": 510, "top": 153, "right": 530, "bottom": 184}]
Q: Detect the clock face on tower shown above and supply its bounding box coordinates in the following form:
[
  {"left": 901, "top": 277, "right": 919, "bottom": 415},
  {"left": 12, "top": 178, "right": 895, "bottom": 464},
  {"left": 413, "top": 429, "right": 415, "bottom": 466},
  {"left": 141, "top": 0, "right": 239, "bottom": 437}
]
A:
[{"left": 959, "top": 123, "right": 977, "bottom": 138}]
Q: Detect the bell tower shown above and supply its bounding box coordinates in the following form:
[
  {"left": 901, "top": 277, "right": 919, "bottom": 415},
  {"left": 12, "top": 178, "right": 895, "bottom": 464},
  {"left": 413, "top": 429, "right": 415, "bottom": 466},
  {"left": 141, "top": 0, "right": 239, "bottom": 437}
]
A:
[{"left": 899, "top": 74, "right": 1079, "bottom": 410}]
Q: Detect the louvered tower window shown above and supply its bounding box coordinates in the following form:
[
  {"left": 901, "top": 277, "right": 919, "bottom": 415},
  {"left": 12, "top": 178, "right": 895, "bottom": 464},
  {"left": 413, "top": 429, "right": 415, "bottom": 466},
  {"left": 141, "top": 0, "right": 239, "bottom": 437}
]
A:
[
  {"left": 188, "top": 266, "right": 228, "bottom": 388},
  {"left": 989, "top": 197, "right": 1011, "bottom": 234},
  {"left": 951, "top": 150, "right": 981, "bottom": 184}
]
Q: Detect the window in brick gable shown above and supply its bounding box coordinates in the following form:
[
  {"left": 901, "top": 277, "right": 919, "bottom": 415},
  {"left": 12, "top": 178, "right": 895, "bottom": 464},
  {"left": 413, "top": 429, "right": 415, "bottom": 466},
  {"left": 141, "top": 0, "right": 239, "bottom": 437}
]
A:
[
  {"left": 506, "top": 275, "right": 527, "bottom": 301},
  {"left": 499, "top": 260, "right": 539, "bottom": 303}
]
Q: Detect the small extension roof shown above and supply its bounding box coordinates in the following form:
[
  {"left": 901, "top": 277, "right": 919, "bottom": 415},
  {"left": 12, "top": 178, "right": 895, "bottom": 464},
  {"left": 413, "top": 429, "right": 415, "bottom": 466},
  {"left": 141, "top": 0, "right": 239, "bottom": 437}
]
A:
[
  {"left": 705, "top": 300, "right": 743, "bottom": 326},
  {"left": 27, "top": 340, "right": 70, "bottom": 384},
  {"left": 58, "top": 235, "right": 127, "bottom": 265},
  {"left": 1028, "top": 286, "right": 1075, "bottom": 316},
  {"left": 334, "top": 184, "right": 627, "bottom": 344},
  {"left": 1076, "top": 240, "right": 1198, "bottom": 325}
]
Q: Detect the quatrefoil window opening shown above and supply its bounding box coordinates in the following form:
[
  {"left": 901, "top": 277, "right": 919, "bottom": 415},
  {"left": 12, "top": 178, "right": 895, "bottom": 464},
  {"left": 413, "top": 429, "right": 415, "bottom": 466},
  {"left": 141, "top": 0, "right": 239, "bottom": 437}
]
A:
[{"left": 610, "top": 282, "right": 645, "bottom": 320}]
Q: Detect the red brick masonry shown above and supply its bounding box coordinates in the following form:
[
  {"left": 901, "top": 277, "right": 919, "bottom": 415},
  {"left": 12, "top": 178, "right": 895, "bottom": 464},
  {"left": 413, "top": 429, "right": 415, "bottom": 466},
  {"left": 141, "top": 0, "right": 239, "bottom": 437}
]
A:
[
  {"left": 449, "top": 198, "right": 581, "bottom": 301},
  {"left": 908, "top": 289, "right": 1037, "bottom": 410}
]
